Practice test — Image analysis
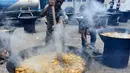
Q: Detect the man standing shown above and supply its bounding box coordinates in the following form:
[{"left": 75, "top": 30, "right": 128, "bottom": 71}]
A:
[
  {"left": 41, "top": 0, "right": 68, "bottom": 44},
  {"left": 77, "top": 4, "right": 97, "bottom": 51}
]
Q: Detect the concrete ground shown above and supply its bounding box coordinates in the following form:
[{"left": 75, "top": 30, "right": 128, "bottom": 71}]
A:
[{"left": 1, "top": 18, "right": 130, "bottom": 73}]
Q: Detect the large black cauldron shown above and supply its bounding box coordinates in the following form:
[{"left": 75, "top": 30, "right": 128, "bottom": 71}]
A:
[
  {"left": 98, "top": 28, "right": 130, "bottom": 68},
  {"left": 107, "top": 12, "right": 122, "bottom": 26},
  {"left": 119, "top": 11, "right": 130, "bottom": 22},
  {"left": 93, "top": 13, "right": 109, "bottom": 28},
  {"left": 19, "top": 16, "right": 38, "bottom": 33},
  {"left": 18, "top": 11, "right": 38, "bottom": 33},
  {"left": 6, "top": 45, "right": 92, "bottom": 73}
]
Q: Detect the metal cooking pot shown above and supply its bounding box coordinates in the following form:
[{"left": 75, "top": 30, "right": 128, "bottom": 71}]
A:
[
  {"left": 98, "top": 27, "right": 130, "bottom": 68},
  {"left": 6, "top": 45, "right": 92, "bottom": 73}
]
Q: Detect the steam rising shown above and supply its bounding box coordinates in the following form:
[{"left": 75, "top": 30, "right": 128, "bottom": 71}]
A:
[
  {"left": 4, "top": 0, "right": 111, "bottom": 73},
  {"left": 0, "top": 19, "right": 14, "bottom": 54},
  {"left": 74, "top": 0, "right": 107, "bottom": 28},
  {"left": 53, "top": 24, "right": 64, "bottom": 54},
  {"left": 0, "top": 32, "right": 10, "bottom": 53}
]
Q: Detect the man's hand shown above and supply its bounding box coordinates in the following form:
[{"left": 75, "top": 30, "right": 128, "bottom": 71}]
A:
[
  {"left": 49, "top": 0, "right": 55, "bottom": 6},
  {"left": 58, "top": 16, "right": 63, "bottom": 24}
]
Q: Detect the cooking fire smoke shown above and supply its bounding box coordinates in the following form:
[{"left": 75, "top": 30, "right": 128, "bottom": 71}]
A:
[{"left": 5, "top": 0, "right": 109, "bottom": 73}]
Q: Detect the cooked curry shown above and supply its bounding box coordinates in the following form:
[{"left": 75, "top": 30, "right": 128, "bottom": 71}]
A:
[
  {"left": 15, "top": 53, "right": 85, "bottom": 73},
  {"left": 101, "top": 32, "right": 130, "bottom": 38}
]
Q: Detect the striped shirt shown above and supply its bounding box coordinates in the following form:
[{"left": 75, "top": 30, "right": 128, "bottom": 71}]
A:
[{"left": 44, "top": 4, "right": 68, "bottom": 27}]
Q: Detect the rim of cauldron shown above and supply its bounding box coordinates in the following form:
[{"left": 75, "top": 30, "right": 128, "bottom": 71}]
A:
[
  {"left": 18, "top": 16, "right": 39, "bottom": 19},
  {"left": 6, "top": 45, "right": 92, "bottom": 73},
  {"left": 106, "top": 12, "right": 122, "bottom": 15},
  {"left": 98, "top": 27, "right": 130, "bottom": 40}
]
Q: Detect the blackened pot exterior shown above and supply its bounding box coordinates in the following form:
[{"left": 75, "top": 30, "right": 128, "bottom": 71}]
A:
[{"left": 98, "top": 27, "right": 130, "bottom": 68}]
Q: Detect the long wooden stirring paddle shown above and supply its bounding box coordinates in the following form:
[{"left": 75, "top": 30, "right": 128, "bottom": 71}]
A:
[{"left": 49, "top": 0, "right": 63, "bottom": 65}]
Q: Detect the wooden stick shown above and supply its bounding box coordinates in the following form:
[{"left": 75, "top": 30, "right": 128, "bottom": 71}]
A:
[
  {"left": 49, "top": 0, "right": 63, "bottom": 65},
  {"left": 52, "top": 6, "right": 57, "bottom": 25},
  {"left": 49, "top": 0, "right": 57, "bottom": 25}
]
